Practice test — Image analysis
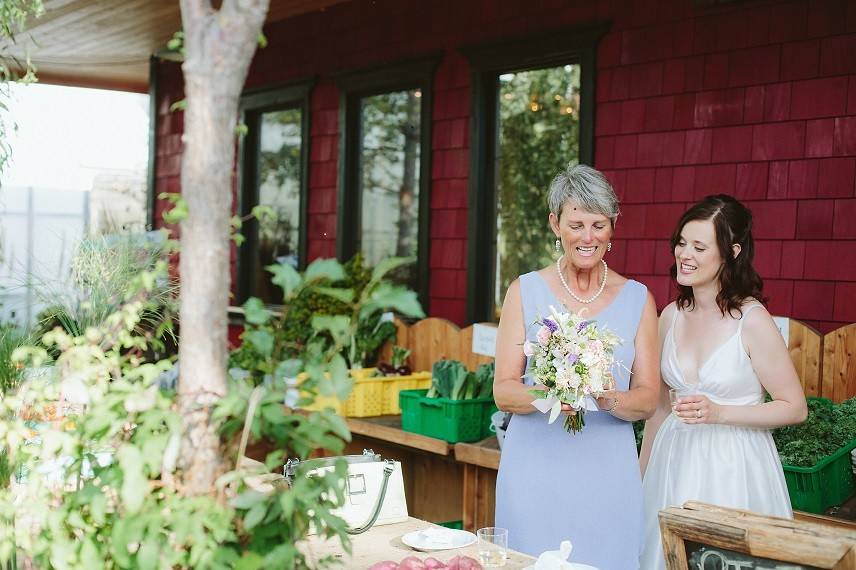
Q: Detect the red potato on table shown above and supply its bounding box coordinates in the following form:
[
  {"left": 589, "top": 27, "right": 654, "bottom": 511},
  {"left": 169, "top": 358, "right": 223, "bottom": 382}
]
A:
[{"left": 368, "top": 555, "right": 483, "bottom": 570}]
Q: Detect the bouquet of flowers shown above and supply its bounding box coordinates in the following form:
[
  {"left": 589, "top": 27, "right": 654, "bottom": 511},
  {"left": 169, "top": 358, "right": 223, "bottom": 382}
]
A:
[{"left": 523, "top": 306, "right": 623, "bottom": 433}]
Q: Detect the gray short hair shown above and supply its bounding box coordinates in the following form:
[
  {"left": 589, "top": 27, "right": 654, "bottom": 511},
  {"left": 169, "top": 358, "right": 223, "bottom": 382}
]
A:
[{"left": 548, "top": 163, "right": 620, "bottom": 226}]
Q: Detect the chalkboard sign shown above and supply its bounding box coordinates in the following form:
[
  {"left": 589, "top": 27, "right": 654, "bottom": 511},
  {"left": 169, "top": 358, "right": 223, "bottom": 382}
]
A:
[
  {"left": 659, "top": 502, "right": 856, "bottom": 570},
  {"left": 683, "top": 540, "right": 821, "bottom": 569}
]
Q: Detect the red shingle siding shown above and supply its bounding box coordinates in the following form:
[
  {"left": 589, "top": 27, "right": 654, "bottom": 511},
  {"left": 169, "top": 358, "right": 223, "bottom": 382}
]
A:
[
  {"left": 152, "top": 0, "right": 856, "bottom": 331},
  {"left": 592, "top": 0, "right": 856, "bottom": 333}
]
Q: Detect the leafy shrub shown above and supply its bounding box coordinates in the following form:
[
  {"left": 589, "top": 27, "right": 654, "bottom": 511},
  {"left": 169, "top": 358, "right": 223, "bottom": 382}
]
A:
[
  {"left": 33, "top": 234, "right": 178, "bottom": 361},
  {"left": 1, "top": 257, "right": 423, "bottom": 569},
  {"left": 229, "top": 254, "right": 414, "bottom": 385}
]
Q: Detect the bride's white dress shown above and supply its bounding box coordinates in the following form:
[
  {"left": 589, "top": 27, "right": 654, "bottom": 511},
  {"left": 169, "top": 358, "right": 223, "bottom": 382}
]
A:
[{"left": 640, "top": 304, "right": 792, "bottom": 570}]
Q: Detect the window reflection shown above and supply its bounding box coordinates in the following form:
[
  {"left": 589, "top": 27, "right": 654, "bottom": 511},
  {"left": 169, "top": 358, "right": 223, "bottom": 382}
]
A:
[
  {"left": 495, "top": 65, "right": 581, "bottom": 318},
  {"left": 256, "top": 107, "right": 301, "bottom": 304},
  {"left": 359, "top": 89, "right": 421, "bottom": 290}
]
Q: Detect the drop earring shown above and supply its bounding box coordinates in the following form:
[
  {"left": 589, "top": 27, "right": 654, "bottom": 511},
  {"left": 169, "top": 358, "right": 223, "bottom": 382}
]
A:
[
  {"left": 555, "top": 239, "right": 562, "bottom": 253},
  {"left": 607, "top": 242, "right": 612, "bottom": 252}
]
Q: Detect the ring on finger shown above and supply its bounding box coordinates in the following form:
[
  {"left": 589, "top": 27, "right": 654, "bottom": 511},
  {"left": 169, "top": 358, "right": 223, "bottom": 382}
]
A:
[{"left": 696, "top": 409, "right": 702, "bottom": 418}]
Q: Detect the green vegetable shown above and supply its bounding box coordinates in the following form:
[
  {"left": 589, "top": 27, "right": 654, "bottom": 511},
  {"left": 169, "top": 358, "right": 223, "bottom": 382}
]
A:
[
  {"left": 428, "top": 360, "right": 467, "bottom": 399},
  {"left": 427, "top": 360, "right": 496, "bottom": 401},
  {"left": 390, "top": 346, "right": 411, "bottom": 369},
  {"left": 772, "top": 397, "right": 856, "bottom": 467},
  {"left": 474, "top": 362, "right": 495, "bottom": 399}
]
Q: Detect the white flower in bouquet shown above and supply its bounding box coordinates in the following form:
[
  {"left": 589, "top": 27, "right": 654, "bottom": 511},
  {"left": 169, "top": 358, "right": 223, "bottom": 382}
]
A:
[{"left": 523, "top": 306, "right": 623, "bottom": 434}]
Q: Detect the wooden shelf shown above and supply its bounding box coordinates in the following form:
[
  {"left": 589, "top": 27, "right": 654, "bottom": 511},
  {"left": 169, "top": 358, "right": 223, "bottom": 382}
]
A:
[
  {"left": 454, "top": 438, "right": 501, "bottom": 470},
  {"left": 345, "top": 415, "right": 452, "bottom": 456}
]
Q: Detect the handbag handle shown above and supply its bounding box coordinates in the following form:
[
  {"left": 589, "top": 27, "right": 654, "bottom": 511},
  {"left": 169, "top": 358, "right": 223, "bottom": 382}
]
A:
[
  {"left": 284, "top": 451, "right": 398, "bottom": 535},
  {"left": 345, "top": 459, "right": 396, "bottom": 535}
]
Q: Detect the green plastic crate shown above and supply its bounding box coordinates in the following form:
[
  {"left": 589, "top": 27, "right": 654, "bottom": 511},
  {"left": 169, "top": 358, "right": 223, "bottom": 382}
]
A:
[
  {"left": 399, "top": 389, "right": 497, "bottom": 443},
  {"left": 782, "top": 437, "right": 856, "bottom": 514}
]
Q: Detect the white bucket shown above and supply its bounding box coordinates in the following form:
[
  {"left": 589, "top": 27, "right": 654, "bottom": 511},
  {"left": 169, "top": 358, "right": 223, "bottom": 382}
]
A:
[{"left": 490, "top": 411, "right": 509, "bottom": 449}]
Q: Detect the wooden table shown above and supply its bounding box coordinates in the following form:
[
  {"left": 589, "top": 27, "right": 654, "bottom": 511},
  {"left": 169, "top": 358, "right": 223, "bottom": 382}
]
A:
[{"left": 300, "top": 517, "right": 535, "bottom": 569}]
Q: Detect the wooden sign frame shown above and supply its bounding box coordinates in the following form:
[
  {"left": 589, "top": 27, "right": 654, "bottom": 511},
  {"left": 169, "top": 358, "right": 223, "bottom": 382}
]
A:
[{"left": 659, "top": 502, "right": 856, "bottom": 569}]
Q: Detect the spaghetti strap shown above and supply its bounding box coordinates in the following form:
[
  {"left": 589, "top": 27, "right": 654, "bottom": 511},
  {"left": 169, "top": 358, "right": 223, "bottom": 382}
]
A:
[
  {"left": 669, "top": 305, "right": 680, "bottom": 334},
  {"left": 738, "top": 304, "right": 764, "bottom": 332}
]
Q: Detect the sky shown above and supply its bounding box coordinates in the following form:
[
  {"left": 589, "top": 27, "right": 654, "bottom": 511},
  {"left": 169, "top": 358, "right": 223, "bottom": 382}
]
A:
[{"left": 0, "top": 82, "right": 149, "bottom": 191}]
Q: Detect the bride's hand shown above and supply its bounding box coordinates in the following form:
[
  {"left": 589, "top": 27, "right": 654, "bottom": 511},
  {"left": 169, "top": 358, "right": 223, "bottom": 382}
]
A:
[
  {"left": 674, "top": 394, "right": 721, "bottom": 424},
  {"left": 560, "top": 403, "right": 577, "bottom": 416}
]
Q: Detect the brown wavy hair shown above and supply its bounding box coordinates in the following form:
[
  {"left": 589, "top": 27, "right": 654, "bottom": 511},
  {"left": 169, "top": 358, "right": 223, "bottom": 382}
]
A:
[{"left": 670, "top": 194, "right": 766, "bottom": 317}]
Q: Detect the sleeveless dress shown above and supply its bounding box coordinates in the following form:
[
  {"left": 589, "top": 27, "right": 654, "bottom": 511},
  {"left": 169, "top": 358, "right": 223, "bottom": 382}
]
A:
[
  {"left": 495, "top": 272, "right": 648, "bottom": 569},
  {"left": 640, "top": 305, "right": 792, "bottom": 570}
]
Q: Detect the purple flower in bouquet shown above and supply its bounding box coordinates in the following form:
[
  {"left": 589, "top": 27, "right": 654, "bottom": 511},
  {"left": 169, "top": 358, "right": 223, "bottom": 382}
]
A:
[{"left": 525, "top": 305, "right": 624, "bottom": 435}]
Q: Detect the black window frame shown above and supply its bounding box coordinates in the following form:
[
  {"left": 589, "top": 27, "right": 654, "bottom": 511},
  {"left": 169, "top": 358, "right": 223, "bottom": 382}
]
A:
[
  {"left": 236, "top": 79, "right": 313, "bottom": 306},
  {"left": 460, "top": 24, "right": 609, "bottom": 323},
  {"left": 336, "top": 55, "right": 440, "bottom": 312}
]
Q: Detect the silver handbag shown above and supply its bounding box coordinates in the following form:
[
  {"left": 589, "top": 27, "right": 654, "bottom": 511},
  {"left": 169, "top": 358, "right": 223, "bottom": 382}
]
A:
[{"left": 284, "top": 449, "right": 408, "bottom": 534}]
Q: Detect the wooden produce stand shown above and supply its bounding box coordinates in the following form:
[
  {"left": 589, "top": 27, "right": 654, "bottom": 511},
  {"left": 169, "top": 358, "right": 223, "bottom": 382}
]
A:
[
  {"left": 300, "top": 517, "right": 535, "bottom": 569},
  {"left": 454, "top": 438, "right": 502, "bottom": 532}
]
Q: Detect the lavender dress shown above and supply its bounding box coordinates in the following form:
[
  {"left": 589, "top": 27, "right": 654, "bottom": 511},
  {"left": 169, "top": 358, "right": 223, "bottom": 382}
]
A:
[{"left": 494, "top": 272, "right": 647, "bottom": 569}]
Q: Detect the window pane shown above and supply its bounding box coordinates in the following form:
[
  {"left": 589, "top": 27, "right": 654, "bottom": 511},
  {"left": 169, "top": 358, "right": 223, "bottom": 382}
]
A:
[
  {"left": 359, "top": 89, "right": 421, "bottom": 289},
  {"left": 495, "top": 65, "right": 581, "bottom": 317},
  {"left": 256, "top": 107, "right": 301, "bottom": 304}
]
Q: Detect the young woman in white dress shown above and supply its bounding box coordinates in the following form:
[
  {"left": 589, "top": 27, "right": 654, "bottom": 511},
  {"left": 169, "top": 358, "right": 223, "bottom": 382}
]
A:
[{"left": 639, "top": 194, "right": 808, "bottom": 570}]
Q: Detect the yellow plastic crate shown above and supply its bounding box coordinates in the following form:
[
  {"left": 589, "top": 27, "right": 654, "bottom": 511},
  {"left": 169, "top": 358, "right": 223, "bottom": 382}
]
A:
[{"left": 301, "top": 368, "right": 432, "bottom": 417}]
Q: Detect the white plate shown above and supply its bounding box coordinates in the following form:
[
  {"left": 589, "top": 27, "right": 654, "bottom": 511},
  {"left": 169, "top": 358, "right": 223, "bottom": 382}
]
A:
[{"left": 401, "top": 527, "right": 477, "bottom": 551}]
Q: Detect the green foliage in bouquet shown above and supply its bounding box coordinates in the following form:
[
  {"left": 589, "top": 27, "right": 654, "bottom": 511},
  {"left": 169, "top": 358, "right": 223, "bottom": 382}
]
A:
[
  {"left": 0, "top": 257, "right": 409, "bottom": 569},
  {"left": 773, "top": 397, "right": 856, "bottom": 467},
  {"left": 426, "top": 360, "right": 494, "bottom": 400}
]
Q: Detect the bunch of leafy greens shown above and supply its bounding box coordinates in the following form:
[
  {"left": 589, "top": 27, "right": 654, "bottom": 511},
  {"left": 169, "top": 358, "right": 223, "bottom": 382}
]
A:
[
  {"left": 0, "top": 256, "right": 423, "bottom": 569},
  {"left": 773, "top": 397, "right": 856, "bottom": 467},
  {"left": 426, "top": 360, "right": 495, "bottom": 400}
]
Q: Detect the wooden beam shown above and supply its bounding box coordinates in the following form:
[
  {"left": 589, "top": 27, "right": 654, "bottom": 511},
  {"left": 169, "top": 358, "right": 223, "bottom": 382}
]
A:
[{"left": 346, "top": 416, "right": 452, "bottom": 456}]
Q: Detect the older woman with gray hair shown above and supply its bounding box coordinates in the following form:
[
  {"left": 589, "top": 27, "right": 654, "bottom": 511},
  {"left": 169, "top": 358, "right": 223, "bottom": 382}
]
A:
[{"left": 493, "top": 163, "right": 659, "bottom": 569}]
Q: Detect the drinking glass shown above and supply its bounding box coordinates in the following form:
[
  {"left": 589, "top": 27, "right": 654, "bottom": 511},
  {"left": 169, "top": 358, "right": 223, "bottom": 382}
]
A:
[
  {"left": 477, "top": 527, "right": 508, "bottom": 567},
  {"left": 669, "top": 388, "right": 694, "bottom": 423}
]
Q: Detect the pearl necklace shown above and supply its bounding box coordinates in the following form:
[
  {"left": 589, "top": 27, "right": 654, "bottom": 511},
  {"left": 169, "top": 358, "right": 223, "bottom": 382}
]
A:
[{"left": 556, "top": 256, "right": 608, "bottom": 304}]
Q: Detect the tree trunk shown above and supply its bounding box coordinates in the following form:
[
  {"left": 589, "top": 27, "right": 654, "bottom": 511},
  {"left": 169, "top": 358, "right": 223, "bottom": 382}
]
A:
[
  {"left": 396, "top": 93, "right": 419, "bottom": 258},
  {"left": 177, "top": 0, "right": 269, "bottom": 496}
]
